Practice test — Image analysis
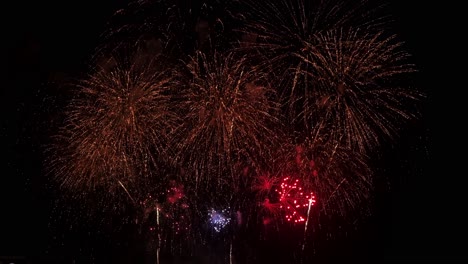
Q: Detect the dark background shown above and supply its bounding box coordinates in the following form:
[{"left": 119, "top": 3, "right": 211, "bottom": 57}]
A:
[{"left": 1, "top": 0, "right": 463, "bottom": 263}]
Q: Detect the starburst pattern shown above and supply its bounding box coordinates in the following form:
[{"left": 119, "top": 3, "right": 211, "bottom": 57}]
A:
[
  {"left": 208, "top": 208, "right": 231, "bottom": 232},
  {"left": 276, "top": 176, "right": 316, "bottom": 223},
  {"left": 173, "top": 51, "right": 282, "bottom": 188},
  {"left": 297, "top": 29, "right": 421, "bottom": 151},
  {"left": 236, "top": 0, "right": 422, "bottom": 152},
  {"left": 47, "top": 53, "right": 179, "bottom": 195}
]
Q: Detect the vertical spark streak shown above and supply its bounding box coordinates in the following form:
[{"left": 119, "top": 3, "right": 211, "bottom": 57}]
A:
[
  {"left": 156, "top": 206, "right": 160, "bottom": 264},
  {"left": 302, "top": 196, "right": 314, "bottom": 254},
  {"left": 230, "top": 241, "right": 233, "bottom": 264}
]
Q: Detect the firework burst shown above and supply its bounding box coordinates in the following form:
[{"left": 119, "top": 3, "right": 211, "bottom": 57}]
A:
[
  {"left": 297, "top": 29, "right": 422, "bottom": 151},
  {"left": 46, "top": 52, "right": 180, "bottom": 197},
  {"left": 275, "top": 176, "right": 316, "bottom": 223},
  {"left": 235, "top": 0, "right": 421, "bottom": 152},
  {"left": 252, "top": 134, "right": 372, "bottom": 224},
  {"left": 173, "top": 50, "right": 283, "bottom": 189}
]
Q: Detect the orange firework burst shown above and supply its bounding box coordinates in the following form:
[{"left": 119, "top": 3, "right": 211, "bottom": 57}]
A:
[
  {"left": 235, "top": 0, "right": 423, "bottom": 153},
  {"left": 173, "top": 51, "right": 283, "bottom": 188},
  {"left": 46, "top": 52, "right": 180, "bottom": 195},
  {"left": 297, "top": 29, "right": 422, "bottom": 152}
]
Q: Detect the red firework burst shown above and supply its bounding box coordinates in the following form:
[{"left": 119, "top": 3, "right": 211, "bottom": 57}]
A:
[{"left": 275, "top": 176, "right": 316, "bottom": 223}]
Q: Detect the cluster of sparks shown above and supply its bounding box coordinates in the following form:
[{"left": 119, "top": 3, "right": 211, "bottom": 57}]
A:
[
  {"left": 44, "top": 0, "right": 424, "bottom": 261},
  {"left": 276, "top": 177, "right": 316, "bottom": 223},
  {"left": 208, "top": 208, "right": 231, "bottom": 232}
]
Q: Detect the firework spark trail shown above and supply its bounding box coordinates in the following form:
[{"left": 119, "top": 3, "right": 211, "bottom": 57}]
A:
[
  {"left": 118, "top": 180, "right": 137, "bottom": 205},
  {"left": 173, "top": 50, "right": 283, "bottom": 189},
  {"left": 322, "top": 178, "right": 347, "bottom": 208},
  {"left": 156, "top": 206, "right": 161, "bottom": 264},
  {"left": 301, "top": 196, "right": 315, "bottom": 257}
]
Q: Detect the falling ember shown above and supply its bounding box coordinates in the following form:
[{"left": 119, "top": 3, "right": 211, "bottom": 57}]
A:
[{"left": 276, "top": 177, "right": 316, "bottom": 223}]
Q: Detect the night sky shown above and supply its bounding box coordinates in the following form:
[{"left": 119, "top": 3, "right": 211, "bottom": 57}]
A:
[{"left": 1, "top": 0, "right": 463, "bottom": 263}]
